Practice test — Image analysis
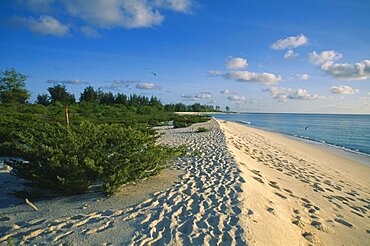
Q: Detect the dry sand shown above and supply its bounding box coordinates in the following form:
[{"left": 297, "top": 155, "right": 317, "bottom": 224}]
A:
[
  {"left": 218, "top": 120, "right": 370, "bottom": 245},
  {"left": 0, "top": 120, "right": 246, "bottom": 245},
  {"left": 1, "top": 118, "right": 369, "bottom": 245}
]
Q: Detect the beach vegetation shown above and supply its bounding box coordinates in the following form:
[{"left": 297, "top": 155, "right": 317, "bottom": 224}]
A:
[
  {"left": 196, "top": 127, "right": 209, "bottom": 132},
  {"left": 6, "top": 121, "right": 185, "bottom": 195},
  {"left": 0, "top": 68, "right": 30, "bottom": 104},
  {"left": 0, "top": 74, "right": 214, "bottom": 195}
]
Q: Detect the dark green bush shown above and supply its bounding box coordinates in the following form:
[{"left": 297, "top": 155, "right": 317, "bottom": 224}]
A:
[
  {"left": 196, "top": 127, "right": 209, "bottom": 132},
  {"left": 173, "top": 120, "right": 192, "bottom": 128},
  {"left": 7, "top": 122, "right": 183, "bottom": 195},
  {"left": 173, "top": 115, "right": 211, "bottom": 128}
]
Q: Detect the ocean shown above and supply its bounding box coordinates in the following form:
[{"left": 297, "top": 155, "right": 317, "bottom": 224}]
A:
[{"left": 211, "top": 113, "right": 370, "bottom": 157}]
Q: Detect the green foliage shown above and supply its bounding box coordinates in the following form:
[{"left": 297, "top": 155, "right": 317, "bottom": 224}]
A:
[
  {"left": 7, "top": 122, "right": 183, "bottom": 195},
  {"left": 36, "top": 93, "right": 50, "bottom": 106},
  {"left": 196, "top": 127, "right": 209, "bottom": 132},
  {"left": 80, "top": 86, "right": 100, "bottom": 103},
  {"left": 173, "top": 115, "right": 211, "bottom": 128},
  {"left": 0, "top": 68, "right": 30, "bottom": 104},
  {"left": 48, "top": 84, "right": 76, "bottom": 104}
]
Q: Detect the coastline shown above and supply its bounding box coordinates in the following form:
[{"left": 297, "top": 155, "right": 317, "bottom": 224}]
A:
[
  {"left": 1, "top": 118, "right": 369, "bottom": 245},
  {"left": 218, "top": 120, "right": 370, "bottom": 245},
  {"left": 216, "top": 118, "right": 370, "bottom": 166}
]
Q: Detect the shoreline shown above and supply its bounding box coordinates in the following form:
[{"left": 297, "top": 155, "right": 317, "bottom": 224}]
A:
[
  {"left": 218, "top": 120, "right": 370, "bottom": 245},
  {"left": 219, "top": 119, "right": 370, "bottom": 166}
]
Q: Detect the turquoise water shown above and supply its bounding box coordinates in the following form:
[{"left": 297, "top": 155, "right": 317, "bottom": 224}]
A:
[{"left": 211, "top": 113, "right": 370, "bottom": 156}]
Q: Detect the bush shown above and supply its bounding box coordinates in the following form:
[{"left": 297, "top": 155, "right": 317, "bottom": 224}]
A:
[
  {"left": 173, "top": 120, "right": 192, "bottom": 128},
  {"left": 7, "top": 122, "right": 183, "bottom": 195},
  {"left": 173, "top": 115, "right": 211, "bottom": 128},
  {"left": 196, "top": 127, "right": 209, "bottom": 132}
]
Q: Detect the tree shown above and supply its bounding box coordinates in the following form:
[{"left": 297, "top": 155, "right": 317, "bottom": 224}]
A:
[
  {"left": 36, "top": 94, "right": 50, "bottom": 106},
  {"left": 47, "top": 84, "right": 76, "bottom": 104},
  {"left": 0, "top": 68, "right": 30, "bottom": 103},
  {"left": 115, "top": 93, "right": 127, "bottom": 105},
  {"left": 99, "top": 92, "right": 115, "bottom": 104},
  {"left": 80, "top": 86, "right": 99, "bottom": 103},
  {"left": 226, "top": 106, "right": 230, "bottom": 112}
]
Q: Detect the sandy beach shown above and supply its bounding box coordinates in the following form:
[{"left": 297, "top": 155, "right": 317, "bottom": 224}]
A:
[
  {"left": 0, "top": 118, "right": 369, "bottom": 245},
  {"left": 218, "top": 120, "right": 370, "bottom": 245},
  {"left": 0, "top": 119, "right": 245, "bottom": 245}
]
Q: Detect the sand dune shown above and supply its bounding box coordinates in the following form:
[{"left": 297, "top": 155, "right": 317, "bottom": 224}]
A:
[{"left": 218, "top": 120, "right": 370, "bottom": 245}]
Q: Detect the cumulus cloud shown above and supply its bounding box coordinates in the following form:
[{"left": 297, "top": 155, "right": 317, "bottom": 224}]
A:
[
  {"left": 13, "top": 15, "right": 69, "bottom": 36},
  {"left": 225, "top": 57, "right": 248, "bottom": 70},
  {"left": 181, "top": 92, "right": 212, "bottom": 101},
  {"left": 284, "top": 49, "right": 297, "bottom": 60},
  {"left": 46, "top": 79, "right": 89, "bottom": 85},
  {"left": 264, "top": 87, "right": 325, "bottom": 100},
  {"left": 297, "top": 73, "right": 310, "bottom": 81},
  {"left": 309, "top": 50, "right": 342, "bottom": 64},
  {"left": 208, "top": 70, "right": 222, "bottom": 76},
  {"left": 331, "top": 85, "right": 359, "bottom": 94},
  {"left": 225, "top": 71, "right": 281, "bottom": 85},
  {"left": 80, "top": 26, "right": 101, "bottom": 38},
  {"left": 227, "top": 95, "right": 246, "bottom": 103},
  {"left": 271, "top": 34, "right": 308, "bottom": 50},
  {"left": 17, "top": 0, "right": 195, "bottom": 31},
  {"left": 320, "top": 59, "right": 370, "bottom": 80},
  {"left": 136, "top": 82, "right": 160, "bottom": 90}
]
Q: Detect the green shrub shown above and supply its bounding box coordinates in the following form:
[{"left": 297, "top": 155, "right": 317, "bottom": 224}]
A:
[
  {"left": 173, "top": 120, "right": 192, "bottom": 128},
  {"left": 7, "top": 122, "right": 183, "bottom": 195},
  {"left": 196, "top": 127, "right": 209, "bottom": 132}
]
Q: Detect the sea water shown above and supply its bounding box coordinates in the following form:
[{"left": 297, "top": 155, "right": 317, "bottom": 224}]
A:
[{"left": 211, "top": 113, "right": 370, "bottom": 156}]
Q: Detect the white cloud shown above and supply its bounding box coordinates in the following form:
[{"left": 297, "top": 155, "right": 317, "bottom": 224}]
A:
[
  {"left": 225, "top": 57, "right": 248, "bottom": 70},
  {"left": 309, "top": 50, "right": 342, "bottom": 64},
  {"left": 19, "top": 0, "right": 195, "bottom": 30},
  {"left": 208, "top": 70, "right": 222, "bottom": 76},
  {"left": 264, "top": 87, "right": 325, "bottom": 100},
  {"left": 80, "top": 26, "right": 101, "bottom": 38},
  {"left": 13, "top": 15, "right": 69, "bottom": 36},
  {"left": 100, "top": 80, "right": 136, "bottom": 90},
  {"left": 154, "top": 0, "right": 195, "bottom": 12},
  {"left": 220, "top": 89, "right": 233, "bottom": 95},
  {"left": 331, "top": 85, "right": 359, "bottom": 94},
  {"left": 63, "top": 0, "right": 164, "bottom": 28},
  {"left": 297, "top": 73, "right": 310, "bottom": 81},
  {"left": 46, "top": 79, "right": 88, "bottom": 85},
  {"left": 225, "top": 71, "right": 281, "bottom": 85},
  {"left": 284, "top": 49, "right": 297, "bottom": 60},
  {"left": 136, "top": 82, "right": 160, "bottom": 90},
  {"left": 271, "top": 34, "right": 308, "bottom": 50},
  {"left": 181, "top": 92, "right": 211, "bottom": 101},
  {"left": 195, "top": 92, "right": 212, "bottom": 99},
  {"left": 227, "top": 95, "right": 246, "bottom": 103},
  {"left": 320, "top": 59, "right": 370, "bottom": 80}
]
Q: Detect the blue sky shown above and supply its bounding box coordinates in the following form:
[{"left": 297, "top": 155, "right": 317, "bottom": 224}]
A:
[{"left": 0, "top": 0, "right": 369, "bottom": 113}]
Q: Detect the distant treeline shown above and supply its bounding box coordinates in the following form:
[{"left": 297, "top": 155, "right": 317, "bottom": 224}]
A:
[{"left": 35, "top": 84, "right": 220, "bottom": 112}]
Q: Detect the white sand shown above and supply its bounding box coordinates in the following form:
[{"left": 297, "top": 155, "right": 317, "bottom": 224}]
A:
[
  {"left": 218, "top": 120, "right": 370, "bottom": 245},
  {"left": 1, "top": 119, "right": 369, "bottom": 245},
  {"left": 0, "top": 120, "right": 246, "bottom": 245}
]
